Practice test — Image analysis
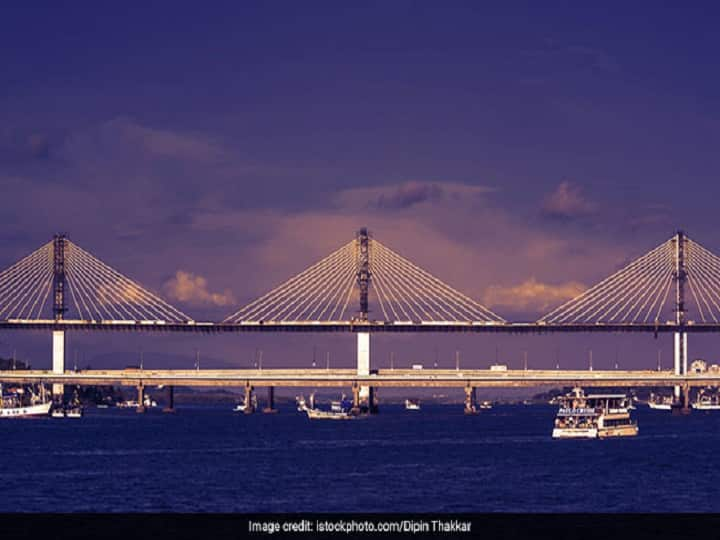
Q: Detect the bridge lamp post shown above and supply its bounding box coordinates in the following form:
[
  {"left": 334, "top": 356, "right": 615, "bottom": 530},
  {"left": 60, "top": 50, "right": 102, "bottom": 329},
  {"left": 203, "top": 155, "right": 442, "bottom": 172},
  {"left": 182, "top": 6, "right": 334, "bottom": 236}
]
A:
[
  {"left": 194, "top": 348, "right": 200, "bottom": 371},
  {"left": 523, "top": 350, "right": 528, "bottom": 371}
]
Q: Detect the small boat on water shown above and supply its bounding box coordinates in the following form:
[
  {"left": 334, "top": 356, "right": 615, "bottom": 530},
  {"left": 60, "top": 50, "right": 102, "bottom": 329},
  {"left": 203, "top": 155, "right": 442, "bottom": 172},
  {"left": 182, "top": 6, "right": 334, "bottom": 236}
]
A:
[
  {"left": 304, "top": 393, "right": 362, "bottom": 420},
  {"left": 52, "top": 405, "right": 84, "bottom": 418},
  {"left": 65, "top": 406, "right": 83, "bottom": 418},
  {"left": 647, "top": 393, "right": 673, "bottom": 410},
  {"left": 692, "top": 389, "right": 720, "bottom": 410},
  {"left": 479, "top": 400, "right": 493, "bottom": 409},
  {"left": 405, "top": 398, "right": 420, "bottom": 410},
  {"left": 552, "top": 387, "right": 638, "bottom": 439},
  {"left": 0, "top": 384, "right": 52, "bottom": 418},
  {"left": 118, "top": 395, "right": 158, "bottom": 409},
  {"left": 233, "top": 394, "right": 258, "bottom": 412},
  {"left": 306, "top": 408, "right": 355, "bottom": 420}
]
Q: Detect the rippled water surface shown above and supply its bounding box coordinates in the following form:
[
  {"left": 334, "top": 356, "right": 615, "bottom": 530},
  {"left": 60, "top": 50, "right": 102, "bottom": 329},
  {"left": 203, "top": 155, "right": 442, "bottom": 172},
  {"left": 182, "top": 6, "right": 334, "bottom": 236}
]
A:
[{"left": 1, "top": 404, "right": 718, "bottom": 512}]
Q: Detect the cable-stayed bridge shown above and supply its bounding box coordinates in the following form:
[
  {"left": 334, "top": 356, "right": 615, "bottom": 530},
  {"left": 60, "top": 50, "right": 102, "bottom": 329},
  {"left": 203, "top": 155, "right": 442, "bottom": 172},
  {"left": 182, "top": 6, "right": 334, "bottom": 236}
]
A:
[
  {"left": 0, "top": 227, "right": 718, "bottom": 410},
  {"left": 1, "top": 228, "right": 718, "bottom": 332}
]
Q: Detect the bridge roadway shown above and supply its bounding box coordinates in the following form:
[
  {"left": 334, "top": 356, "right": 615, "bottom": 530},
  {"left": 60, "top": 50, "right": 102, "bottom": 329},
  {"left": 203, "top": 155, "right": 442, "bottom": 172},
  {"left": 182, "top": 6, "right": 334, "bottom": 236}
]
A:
[
  {"left": 0, "top": 368, "right": 718, "bottom": 389},
  {"left": 2, "top": 321, "right": 720, "bottom": 333}
]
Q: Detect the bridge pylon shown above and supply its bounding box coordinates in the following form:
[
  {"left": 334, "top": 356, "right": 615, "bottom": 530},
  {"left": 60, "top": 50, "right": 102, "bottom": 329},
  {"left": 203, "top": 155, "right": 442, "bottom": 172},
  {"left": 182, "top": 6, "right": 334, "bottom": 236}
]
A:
[
  {"left": 52, "top": 234, "right": 67, "bottom": 401},
  {"left": 356, "top": 228, "right": 371, "bottom": 403},
  {"left": 673, "top": 231, "right": 689, "bottom": 412}
]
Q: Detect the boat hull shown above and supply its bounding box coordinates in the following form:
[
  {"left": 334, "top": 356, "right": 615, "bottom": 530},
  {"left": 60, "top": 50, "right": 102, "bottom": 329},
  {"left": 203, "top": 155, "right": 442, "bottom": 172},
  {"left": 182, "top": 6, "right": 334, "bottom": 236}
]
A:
[
  {"left": 648, "top": 403, "right": 672, "bottom": 410},
  {"left": 552, "top": 427, "right": 598, "bottom": 439},
  {"left": 692, "top": 404, "right": 720, "bottom": 410},
  {"left": 598, "top": 425, "right": 638, "bottom": 438},
  {"left": 0, "top": 401, "right": 52, "bottom": 418},
  {"left": 305, "top": 408, "right": 362, "bottom": 420}
]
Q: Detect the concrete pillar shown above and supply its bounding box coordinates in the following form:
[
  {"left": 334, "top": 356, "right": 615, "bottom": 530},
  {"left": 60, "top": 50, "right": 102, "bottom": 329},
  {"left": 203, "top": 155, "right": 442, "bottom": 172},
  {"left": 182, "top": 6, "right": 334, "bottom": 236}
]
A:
[
  {"left": 136, "top": 384, "right": 146, "bottom": 413},
  {"left": 367, "top": 386, "right": 378, "bottom": 414},
  {"left": 357, "top": 332, "right": 370, "bottom": 400},
  {"left": 673, "top": 332, "right": 687, "bottom": 401},
  {"left": 351, "top": 382, "right": 361, "bottom": 414},
  {"left": 682, "top": 384, "right": 691, "bottom": 414},
  {"left": 464, "top": 385, "right": 477, "bottom": 415},
  {"left": 263, "top": 386, "right": 277, "bottom": 413},
  {"left": 163, "top": 385, "right": 176, "bottom": 413},
  {"left": 244, "top": 382, "right": 255, "bottom": 414},
  {"left": 52, "top": 330, "right": 65, "bottom": 400}
]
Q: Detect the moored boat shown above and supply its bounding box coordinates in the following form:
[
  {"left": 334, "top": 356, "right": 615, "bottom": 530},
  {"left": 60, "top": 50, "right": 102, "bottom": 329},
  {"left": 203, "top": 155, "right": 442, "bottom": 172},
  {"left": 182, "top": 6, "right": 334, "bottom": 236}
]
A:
[
  {"left": 405, "top": 398, "right": 420, "bottom": 410},
  {"left": 0, "top": 384, "right": 52, "bottom": 418},
  {"left": 233, "top": 393, "right": 258, "bottom": 412},
  {"left": 647, "top": 393, "right": 673, "bottom": 410},
  {"left": 692, "top": 389, "right": 720, "bottom": 410}
]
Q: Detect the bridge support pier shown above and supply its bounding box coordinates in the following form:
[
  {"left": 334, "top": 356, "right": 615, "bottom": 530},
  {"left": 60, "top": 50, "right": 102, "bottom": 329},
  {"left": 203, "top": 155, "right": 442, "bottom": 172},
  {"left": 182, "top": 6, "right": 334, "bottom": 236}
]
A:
[
  {"left": 357, "top": 332, "right": 370, "bottom": 402},
  {"left": 52, "top": 330, "right": 65, "bottom": 402},
  {"left": 136, "top": 384, "right": 146, "bottom": 413},
  {"left": 464, "top": 385, "right": 477, "bottom": 415},
  {"left": 672, "top": 384, "right": 692, "bottom": 415},
  {"left": 351, "top": 382, "right": 361, "bottom": 414},
  {"left": 263, "top": 386, "right": 277, "bottom": 413},
  {"left": 673, "top": 331, "right": 688, "bottom": 405},
  {"left": 244, "top": 382, "right": 255, "bottom": 414},
  {"left": 367, "top": 386, "right": 378, "bottom": 414},
  {"left": 163, "top": 385, "right": 175, "bottom": 413}
]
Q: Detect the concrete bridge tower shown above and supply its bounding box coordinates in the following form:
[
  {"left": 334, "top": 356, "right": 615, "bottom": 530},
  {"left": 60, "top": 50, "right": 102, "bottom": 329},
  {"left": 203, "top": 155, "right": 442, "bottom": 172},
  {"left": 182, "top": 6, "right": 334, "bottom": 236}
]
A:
[
  {"left": 52, "top": 234, "right": 67, "bottom": 400},
  {"left": 356, "top": 228, "right": 371, "bottom": 403},
  {"left": 673, "top": 230, "right": 689, "bottom": 413}
]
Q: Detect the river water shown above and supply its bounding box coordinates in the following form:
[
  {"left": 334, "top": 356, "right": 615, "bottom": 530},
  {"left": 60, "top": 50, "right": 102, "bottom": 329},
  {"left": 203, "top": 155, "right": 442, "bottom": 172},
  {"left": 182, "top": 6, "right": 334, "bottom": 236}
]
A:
[{"left": 0, "top": 404, "right": 717, "bottom": 512}]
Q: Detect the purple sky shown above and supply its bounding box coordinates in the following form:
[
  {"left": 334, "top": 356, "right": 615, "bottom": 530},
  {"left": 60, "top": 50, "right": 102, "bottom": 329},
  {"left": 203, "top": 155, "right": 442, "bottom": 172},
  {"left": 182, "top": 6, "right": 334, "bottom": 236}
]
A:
[{"left": 2, "top": 3, "right": 720, "bottom": 375}]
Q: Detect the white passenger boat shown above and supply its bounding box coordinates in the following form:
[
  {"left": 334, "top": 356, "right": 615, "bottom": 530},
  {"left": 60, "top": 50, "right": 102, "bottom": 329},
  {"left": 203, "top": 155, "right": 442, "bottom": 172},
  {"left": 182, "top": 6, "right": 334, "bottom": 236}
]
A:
[
  {"left": 0, "top": 384, "right": 52, "bottom": 418},
  {"left": 647, "top": 393, "right": 673, "bottom": 410},
  {"left": 479, "top": 400, "right": 493, "bottom": 409},
  {"left": 405, "top": 398, "right": 420, "bottom": 410},
  {"left": 552, "top": 387, "right": 638, "bottom": 439}
]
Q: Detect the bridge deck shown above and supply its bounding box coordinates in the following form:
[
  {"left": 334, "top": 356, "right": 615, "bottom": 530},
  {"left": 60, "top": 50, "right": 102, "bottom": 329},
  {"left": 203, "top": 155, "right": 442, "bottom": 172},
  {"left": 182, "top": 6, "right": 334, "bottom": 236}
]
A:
[
  {"left": 0, "top": 369, "right": 716, "bottom": 388},
  {"left": 0, "top": 321, "right": 718, "bottom": 333}
]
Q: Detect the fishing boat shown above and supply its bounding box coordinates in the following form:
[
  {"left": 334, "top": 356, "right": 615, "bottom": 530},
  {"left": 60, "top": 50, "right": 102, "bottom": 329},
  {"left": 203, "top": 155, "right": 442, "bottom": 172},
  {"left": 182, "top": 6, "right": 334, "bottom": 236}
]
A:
[
  {"left": 552, "top": 387, "right": 638, "bottom": 439},
  {"left": 692, "top": 389, "right": 720, "bottom": 410},
  {"left": 405, "top": 398, "right": 420, "bottom": 410},
  {"left": 0, "top": 384, "right": 52, "bottom": 418},
  {"left": 331, "top": 395, "right": 348, "bottom": 413},
  {"left": 305, "top": 408, "right": 354, "bottom": 420},
  {"left": 304, "top": 393, "right": 362, "bottom": 420},
  {"left": 65, "top": 406, "right": 84, "bottom": 418},
  {"left": 647, "top": 393, "right": 673, "bottom": 410},
  {"left": 233, "top": 393, "right": 258, "bottom": 412}
]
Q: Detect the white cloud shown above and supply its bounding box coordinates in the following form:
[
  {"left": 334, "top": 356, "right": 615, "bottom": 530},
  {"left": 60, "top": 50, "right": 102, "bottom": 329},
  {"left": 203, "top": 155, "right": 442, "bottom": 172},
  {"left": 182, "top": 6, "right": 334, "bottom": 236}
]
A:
[
  {"left": 483, "top": 278, "right": 586, "bottom": 314},
  {"left": 163, "top": 270, "right": 236, "bottom": 307}
]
